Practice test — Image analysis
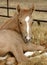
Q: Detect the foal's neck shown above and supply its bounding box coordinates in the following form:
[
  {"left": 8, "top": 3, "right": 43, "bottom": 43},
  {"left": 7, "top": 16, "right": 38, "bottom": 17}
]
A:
[{"left": 0, "top": 13, "right": 20, "bottom": 34}]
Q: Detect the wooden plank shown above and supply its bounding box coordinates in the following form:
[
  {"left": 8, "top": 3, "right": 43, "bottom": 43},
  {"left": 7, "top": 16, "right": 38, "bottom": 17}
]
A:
[
  {"left": 0, "top": 9, "right": 7, "bottom": 15},
  {"left": 8, "top": 2, "right": 47, "bottom": 10},
  {"left": 0, "top": 0, "right": 47, "bottom": 11},
  {"left": 32, "top": 11, "right": 47, "bottom": 21},
  {"left": 0, "top": 0, "right": 7, "bottom": 7},
  {"left": 8, "top": 0, "right": 47, "bottom": 3},
  {"left": 0, "top": 17, "right": 9, "bottom": 23},
  {"left": 9, "top": 10, "right": 16, "bottom": 16},
  {"left": 0, "top": 0, "right": 47, "bottom": 10},
  {"left": 35, "top": 3, "right": 47, "bottom": 10}
]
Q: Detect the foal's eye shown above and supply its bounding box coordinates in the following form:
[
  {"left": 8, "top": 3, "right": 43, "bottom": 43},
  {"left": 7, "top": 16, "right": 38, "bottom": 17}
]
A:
[{"left": 19, "top": 22, "right": 22, "bottom": 24}]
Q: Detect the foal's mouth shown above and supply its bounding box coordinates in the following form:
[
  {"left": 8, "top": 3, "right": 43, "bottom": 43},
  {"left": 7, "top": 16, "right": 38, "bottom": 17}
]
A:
[{"left": 24, "top": 36, "right": 32, "bottom": 43}]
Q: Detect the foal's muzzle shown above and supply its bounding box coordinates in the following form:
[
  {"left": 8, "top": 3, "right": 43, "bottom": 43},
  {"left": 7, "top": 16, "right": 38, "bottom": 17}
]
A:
[{"left": 25, "top": 36, "right": 32, "bottom": 43}]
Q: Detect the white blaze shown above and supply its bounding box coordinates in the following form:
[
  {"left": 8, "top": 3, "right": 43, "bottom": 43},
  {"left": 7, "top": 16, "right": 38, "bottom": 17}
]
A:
[{"left": 25, "top": 16, "right": 30, "bottom": 40}]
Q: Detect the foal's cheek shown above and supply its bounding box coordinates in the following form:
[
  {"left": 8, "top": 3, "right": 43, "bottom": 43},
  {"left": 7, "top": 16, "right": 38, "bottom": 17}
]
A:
[
  {"left": 20, "top": 23, "right": 25, "bottom": 30},
  {"left": 19, "top": 25, "right": 24, "bottom": 33},
  {"left": 21, "top": 26, "right": 27, "bottom": 35}
]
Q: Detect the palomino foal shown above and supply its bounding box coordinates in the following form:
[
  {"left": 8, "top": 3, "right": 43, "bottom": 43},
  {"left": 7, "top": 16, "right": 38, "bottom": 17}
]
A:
[{"left": 0, "top": 5, "right": 45, "bottom": 63}]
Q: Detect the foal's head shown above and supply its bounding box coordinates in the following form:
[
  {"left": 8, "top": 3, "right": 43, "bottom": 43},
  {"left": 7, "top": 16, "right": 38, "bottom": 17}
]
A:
[{"left": 17, "top": 5, "right": 34, "bottom": 43}]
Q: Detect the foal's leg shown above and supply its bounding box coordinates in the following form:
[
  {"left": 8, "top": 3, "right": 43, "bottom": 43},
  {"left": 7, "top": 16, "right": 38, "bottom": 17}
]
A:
[
  {"left": 23, "top": 43, "right": 45, "bottom": 53},
  {"left": 26, "top": 43, "right": 45, "bottom": 51},
  {"left": 11, "top": 44, "right": 29, "bottom": 63}
]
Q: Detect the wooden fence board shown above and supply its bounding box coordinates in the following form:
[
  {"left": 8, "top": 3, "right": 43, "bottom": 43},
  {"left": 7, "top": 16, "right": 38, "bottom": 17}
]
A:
[{"left": 33, "top": 11, "right": 47, "bottom": 21}]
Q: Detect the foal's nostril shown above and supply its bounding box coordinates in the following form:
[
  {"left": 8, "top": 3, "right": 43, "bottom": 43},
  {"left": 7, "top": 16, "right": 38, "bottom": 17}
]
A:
[
  {"left": 24, "top": 36, "right": 33, "bottom": 43},
  {"left": 25, "top": 36, "right": 30, "bottom": 41}
]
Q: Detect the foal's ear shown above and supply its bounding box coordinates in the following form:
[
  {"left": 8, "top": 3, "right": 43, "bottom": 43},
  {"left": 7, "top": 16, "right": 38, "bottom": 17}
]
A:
[
  {"left": 29, "top": 4, "right": 34, "bottom": 14},
  {"left": 17, "top": 5, "right": 21, "bottom": 13}
]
